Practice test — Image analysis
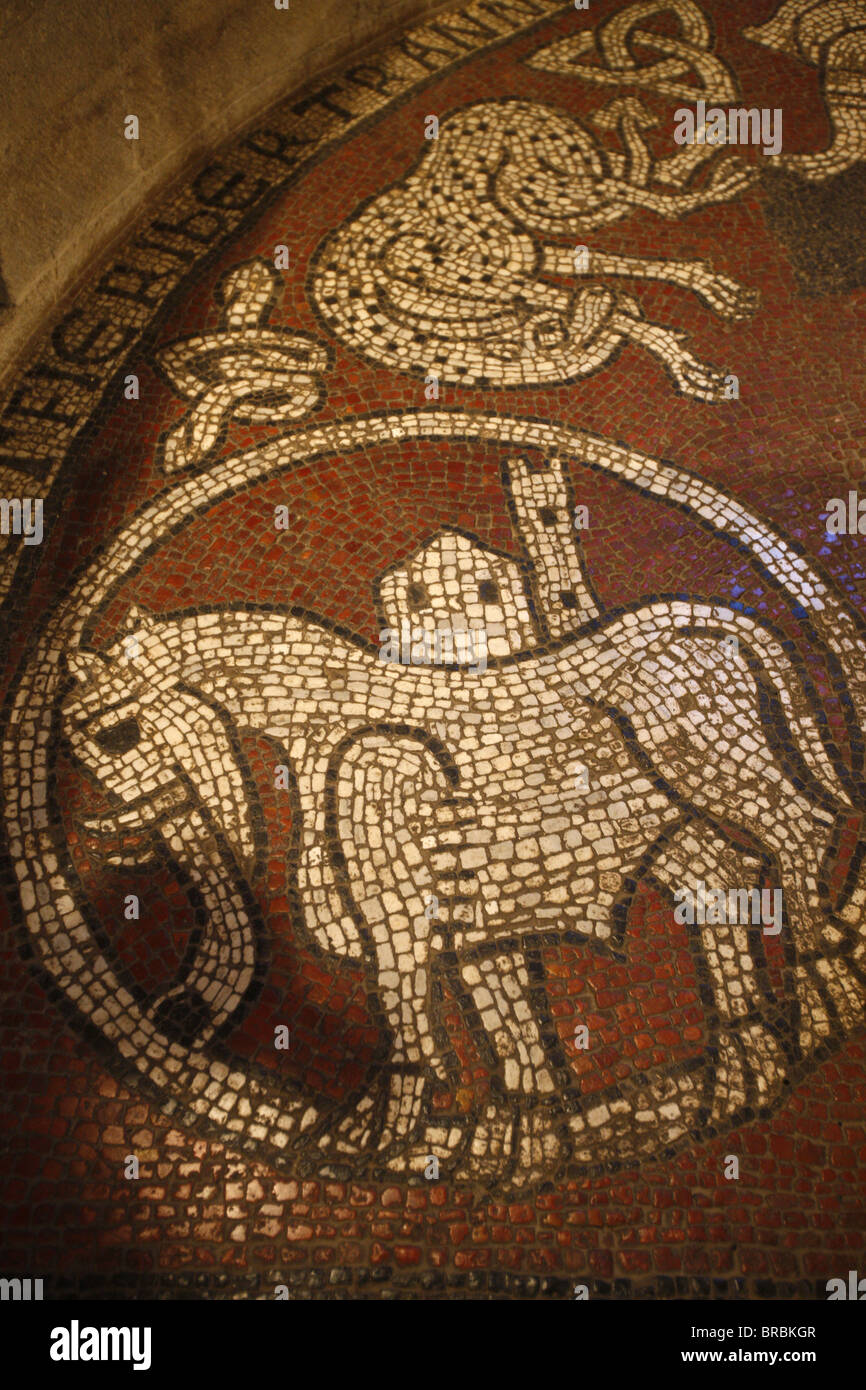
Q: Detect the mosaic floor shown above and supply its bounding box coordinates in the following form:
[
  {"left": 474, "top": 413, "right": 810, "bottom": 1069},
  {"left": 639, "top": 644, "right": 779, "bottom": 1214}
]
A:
[{"left": 1, "top": 0, "right": 865, "bottom": 1300}]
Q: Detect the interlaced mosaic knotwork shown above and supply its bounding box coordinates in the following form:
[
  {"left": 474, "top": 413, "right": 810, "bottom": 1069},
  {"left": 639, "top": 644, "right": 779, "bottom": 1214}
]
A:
[
  {"left": 156, "top": 259, "right": 330, "bottom": 473},
  {"left": 525, "top": 0, "right": 741, "bottom": 104}
]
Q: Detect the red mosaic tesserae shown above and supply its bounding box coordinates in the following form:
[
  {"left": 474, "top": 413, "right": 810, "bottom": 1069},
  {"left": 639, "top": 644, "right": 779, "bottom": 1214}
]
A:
[{"left": 1, "top": 0, "right": 865, "bottom": 1302}]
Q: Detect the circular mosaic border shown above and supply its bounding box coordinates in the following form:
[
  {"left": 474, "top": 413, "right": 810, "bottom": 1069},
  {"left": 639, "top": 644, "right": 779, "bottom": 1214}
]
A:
[{"left": 4, "top": 407, "right": 865, "bottom": 1182}]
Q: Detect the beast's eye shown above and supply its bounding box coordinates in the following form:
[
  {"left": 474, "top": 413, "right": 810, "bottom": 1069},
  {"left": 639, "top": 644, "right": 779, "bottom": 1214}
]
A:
[
  {"left": 407, "top": 582, "right": 428, "bottom": 609},
  {"left": 94, "top": 717, "right": 141, "bottom": 755}
]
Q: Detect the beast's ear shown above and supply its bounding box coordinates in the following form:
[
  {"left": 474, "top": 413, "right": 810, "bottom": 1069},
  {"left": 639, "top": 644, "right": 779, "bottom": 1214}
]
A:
[{"left": 66, "top": 651, "right": 108, "bottom": 685}]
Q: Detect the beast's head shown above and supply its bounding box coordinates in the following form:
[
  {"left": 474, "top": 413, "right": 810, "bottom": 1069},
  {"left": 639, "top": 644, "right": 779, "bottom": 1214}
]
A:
[{"left": 60, "top": 607, "right": 256, "bottom": 877}]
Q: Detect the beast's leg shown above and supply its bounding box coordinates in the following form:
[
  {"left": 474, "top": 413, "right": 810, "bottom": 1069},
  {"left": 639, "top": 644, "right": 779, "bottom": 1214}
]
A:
[
  {"left": 647, "top": 820, "right": 790, "bottom": 1120},
  {"left": 459, "top": 951, "right": 555, "bottom": 1097},
  {"left": 610, "top": 621, "right": 864, "bottom": 1057},
  {"left": 611, "top": 297, "right": 730, "bottom": 401},
  {"left": 542, "top": 246, "right": 759, "bottom": 321},
  {"left": 559, "top": 823, "right": 791, "bottom": 1169},
  {"left": 621, "top": 157, "right": 759, "bottom": 212},
  {"left": 329, "top": 735, "right": 467, "bottom": 1163},
  {"left": 451, "top": 948, "right": 564, "bottom": 1186}
]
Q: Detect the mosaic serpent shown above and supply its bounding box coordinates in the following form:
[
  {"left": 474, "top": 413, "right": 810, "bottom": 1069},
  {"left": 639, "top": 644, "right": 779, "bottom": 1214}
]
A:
[{"left": 10, "top": 413, "right": 861, "bottom": 1189}]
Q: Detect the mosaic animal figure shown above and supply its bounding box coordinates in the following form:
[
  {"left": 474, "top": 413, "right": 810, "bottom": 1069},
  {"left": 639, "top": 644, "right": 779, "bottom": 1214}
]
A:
[
  {"left": 61, "top": 458, "right": 865, "bottom": 1184},
  {"left": 310, "top": 98, "right": 759, "bottom": 401}
]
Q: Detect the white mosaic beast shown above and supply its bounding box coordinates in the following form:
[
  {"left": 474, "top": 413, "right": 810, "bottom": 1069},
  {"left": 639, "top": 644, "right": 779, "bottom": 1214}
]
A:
[{"left": 60, "top": 456, "right": 864, "bottom": 1185}]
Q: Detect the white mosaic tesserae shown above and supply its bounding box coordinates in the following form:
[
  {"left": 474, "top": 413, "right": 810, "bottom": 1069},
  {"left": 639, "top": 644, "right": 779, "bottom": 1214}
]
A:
[
  {"left": 33, "top": 436, "right": 866, "bottom": 1184},
  {"left": 1, "top": 0, "right": 865, "bottom": 1218}
]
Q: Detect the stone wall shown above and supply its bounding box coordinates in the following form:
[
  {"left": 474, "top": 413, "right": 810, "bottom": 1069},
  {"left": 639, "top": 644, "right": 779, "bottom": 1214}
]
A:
[{"left": 0, "top": 0, "right": 454, "bottom": 381}]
